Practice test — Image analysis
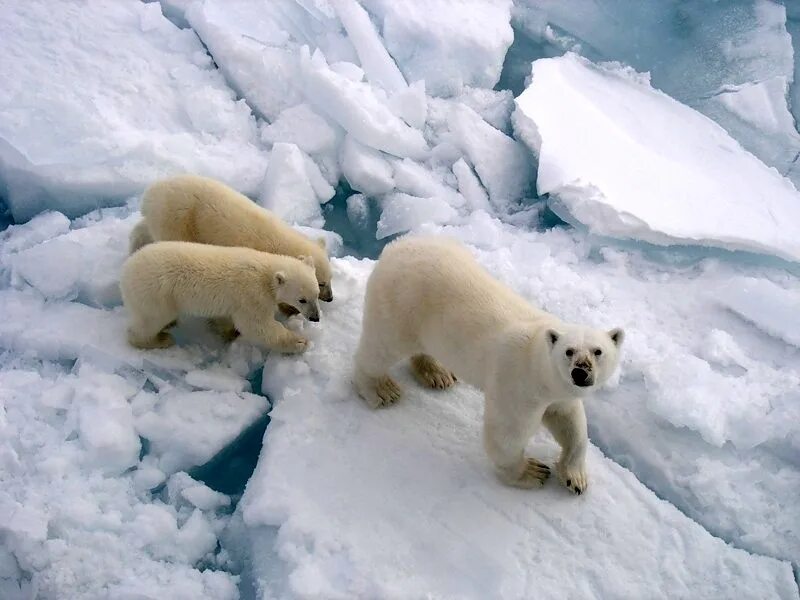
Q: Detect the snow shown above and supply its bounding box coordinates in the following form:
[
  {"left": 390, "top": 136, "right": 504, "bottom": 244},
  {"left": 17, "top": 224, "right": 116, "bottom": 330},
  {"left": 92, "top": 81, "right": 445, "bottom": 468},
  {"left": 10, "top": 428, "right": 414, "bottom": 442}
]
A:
[
  {"left": 233, "top": 254, "right": 796, "bottom": 599},
  {"left": 0, "top": 0, "right": 267, "bottom": 222},
  {"left": 0, "top": 207, "right": 270, "bottom": 597},
  {"left": 2, "top": 0, "right": 800, "bottom": 596},
  {"left": 514, "top": 53, "right": 800, "bottom": 262}
]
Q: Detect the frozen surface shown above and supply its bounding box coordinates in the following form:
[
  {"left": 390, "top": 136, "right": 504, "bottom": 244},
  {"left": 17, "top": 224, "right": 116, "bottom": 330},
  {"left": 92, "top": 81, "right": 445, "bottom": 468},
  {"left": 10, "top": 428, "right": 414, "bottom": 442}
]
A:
[
  {"left": 360, "top": 0, "right": 514, "bottom": 96},
  {"left": 514, "top": 53, "right": 800, "bottom": 262},
  {"left": 511, "top": 0, "right": 800, "bottom": 188},
  {"left": 0, "top": 207, "right": 271, "bottom": 597},
  {"left": 234, "top": 254, "right": 796, "bottom": 599},
  {"left": 0, "top": 1, "right": 267, "bottom": 222}
]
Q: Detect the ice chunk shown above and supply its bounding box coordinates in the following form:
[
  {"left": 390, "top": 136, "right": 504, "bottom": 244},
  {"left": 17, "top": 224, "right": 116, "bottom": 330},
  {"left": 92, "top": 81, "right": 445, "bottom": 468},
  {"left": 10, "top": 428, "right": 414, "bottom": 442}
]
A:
[
  {"left": 447, "top": 104, "right": 533, "bottom": 211},
  {"left": 332, "top": 0, "right": 407, "bottom": 94},
  {"left": 0, "top": 211, "right": 70, "bottom": 253},
  {"left": 361, "top": 0, "right": 514, "bottom": 96},
  {"left": 514, "top": 54, "right": 800, "bottom": 262},
  {"left": 391, "top": 158, "right": 465, "bottom": 209},
  {"left": 0, "top": 1, "right": 267, "bottom": 222},
  {"left": 260, "top": 103, "right": 341, "bottom": 157},
  {"left": 387, "top": 80, "right": 428, "bottom": 130},
  {"left": 184, "top": 367, "right": 250, "bottom": 393},
  {"left": 716, "top": 276, "right": 800, "bottom": 348},
  {"left": 340, "top": 135, "right": 395, "bottom": 196},
  {"left": 235, "top": 256, "right": 796, "bottom": 599},
  {"left": 259, "top": 143, "right": 334, "bottom": 227},
  {"left": 376, "top": 193, "right": 458, "bottom": 239},
  {"left": 135, "top": 389, "right": 269, "bottom": 474},
  {"left": 453, "top": 158, "right": 492, "bottom": 212},
  {"left": 300, "top": 47, "right": 429, "bottom": 159}
]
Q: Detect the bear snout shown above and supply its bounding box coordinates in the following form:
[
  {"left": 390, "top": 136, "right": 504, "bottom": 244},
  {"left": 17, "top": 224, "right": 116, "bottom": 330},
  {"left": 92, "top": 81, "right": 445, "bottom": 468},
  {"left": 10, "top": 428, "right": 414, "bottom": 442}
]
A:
[
  {"left": 320, "top": 288, "right": 333, "bottom": 302},
  {"left": 571, "top": 368, "right": 593, "bottom": 387}
]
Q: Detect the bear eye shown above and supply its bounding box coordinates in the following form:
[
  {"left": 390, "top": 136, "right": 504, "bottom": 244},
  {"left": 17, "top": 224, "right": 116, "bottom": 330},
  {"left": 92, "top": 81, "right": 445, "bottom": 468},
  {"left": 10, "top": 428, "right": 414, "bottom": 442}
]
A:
[
  {"left": 565, "top": 349, "right": 574, "bottom": 357},
  {"left": 319, "top": 282, "right": 327, "bottom": 288},
  {"left": 594, "top": 349, "right": 602, "bottom": 357},
  {"left": 299, "top": 298, "right": 307, "bottom": 304}
]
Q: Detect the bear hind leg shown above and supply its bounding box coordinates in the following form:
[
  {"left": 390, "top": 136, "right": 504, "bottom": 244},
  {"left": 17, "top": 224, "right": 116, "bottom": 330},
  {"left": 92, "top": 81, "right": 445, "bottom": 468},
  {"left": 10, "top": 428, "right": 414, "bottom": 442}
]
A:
[
  {"left": 410, "top": 354, "right": 457, "bottom": 390},
  {"left": 208, "top": 317, "right": 240, "bottom": 342}
]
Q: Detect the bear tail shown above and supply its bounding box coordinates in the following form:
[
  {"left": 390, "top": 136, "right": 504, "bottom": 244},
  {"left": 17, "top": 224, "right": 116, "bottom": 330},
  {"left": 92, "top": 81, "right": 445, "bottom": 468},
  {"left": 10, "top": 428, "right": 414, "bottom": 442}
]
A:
[{"left": 129, "top": 219, "right": 154, "bottom": 254}]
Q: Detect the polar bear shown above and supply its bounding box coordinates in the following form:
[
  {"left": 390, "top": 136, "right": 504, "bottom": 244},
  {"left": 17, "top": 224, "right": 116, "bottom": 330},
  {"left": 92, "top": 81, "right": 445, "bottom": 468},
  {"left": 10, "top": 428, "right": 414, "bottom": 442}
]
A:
[
  {"left": 130, "top": 174, "right": 334, "bottom": 302},
  {"left": 120, "top": 241, "right": 320, "bottom": 353},
  {"left": 353, "top": 236, "right": 624, "bottom": 494}
]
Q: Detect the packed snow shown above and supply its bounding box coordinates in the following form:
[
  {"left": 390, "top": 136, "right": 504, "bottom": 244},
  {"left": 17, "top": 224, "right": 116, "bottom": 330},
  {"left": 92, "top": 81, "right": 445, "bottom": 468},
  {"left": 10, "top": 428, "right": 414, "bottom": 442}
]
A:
[{"left": 2, "top": 0, "right": 800, "bottom": 597}]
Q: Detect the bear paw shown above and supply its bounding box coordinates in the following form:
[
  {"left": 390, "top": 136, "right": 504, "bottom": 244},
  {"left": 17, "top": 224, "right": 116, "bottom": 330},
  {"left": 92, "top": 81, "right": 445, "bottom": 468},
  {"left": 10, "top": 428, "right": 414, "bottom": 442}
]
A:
[
  {"left": 129, "top": 330, "right": 175, "bottom": 350},
  {"left": 556, "top": 463, "right": 588, "bottom": 495},
  {"left": 410, "top": 354, "right": 457, "bottom": 390},
  {"left": 280, "top": 336, "right": 309, "bottom": 354},
  {"left": 501, "top": 458, "right": 551, "bottom": 489},
  {"left": 373, "top": 375, "right": 402, "bottom": 407}
]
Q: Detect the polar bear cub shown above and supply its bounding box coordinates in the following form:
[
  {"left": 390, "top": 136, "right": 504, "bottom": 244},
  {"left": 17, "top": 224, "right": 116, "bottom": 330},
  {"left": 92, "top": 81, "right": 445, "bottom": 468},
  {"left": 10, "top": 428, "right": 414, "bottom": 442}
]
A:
[
  {"left": 353, "top": 236, "right": 624, "bottom": 494},
  {"left": 121, "top": 241, "right": 320, "bottom": 353},
  {"left": 130, "top": 174, "right": 334, "bottom": 302}
]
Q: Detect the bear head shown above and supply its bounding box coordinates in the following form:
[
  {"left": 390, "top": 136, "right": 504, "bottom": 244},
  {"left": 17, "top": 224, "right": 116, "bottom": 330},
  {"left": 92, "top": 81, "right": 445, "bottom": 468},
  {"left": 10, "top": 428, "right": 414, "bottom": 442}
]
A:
[
  {"left": 545, "top": 325, "right": 624, "bottom": 394},
  {"left": 273, "top": 255, "right": 321, "bottom": 322},
  {"left": 311, "top": 237, "right": 334, "bottom": 303}
]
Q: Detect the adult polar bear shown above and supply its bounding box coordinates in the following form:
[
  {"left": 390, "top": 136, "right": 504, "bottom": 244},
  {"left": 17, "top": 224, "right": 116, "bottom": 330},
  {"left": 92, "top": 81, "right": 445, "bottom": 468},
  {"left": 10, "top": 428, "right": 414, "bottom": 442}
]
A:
[
  {"left": 353, "top": 236, "right": 624, "bottom": 494},
  {"left": 130, "top": 175, "right": 334, "bottom": 302}
]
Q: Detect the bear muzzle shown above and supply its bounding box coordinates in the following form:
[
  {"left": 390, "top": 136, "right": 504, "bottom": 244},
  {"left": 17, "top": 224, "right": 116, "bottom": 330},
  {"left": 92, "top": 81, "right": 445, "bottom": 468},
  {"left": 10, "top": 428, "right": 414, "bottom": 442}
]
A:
[{"left": 571, "top": 367, "right": 593, "bottom": 387}]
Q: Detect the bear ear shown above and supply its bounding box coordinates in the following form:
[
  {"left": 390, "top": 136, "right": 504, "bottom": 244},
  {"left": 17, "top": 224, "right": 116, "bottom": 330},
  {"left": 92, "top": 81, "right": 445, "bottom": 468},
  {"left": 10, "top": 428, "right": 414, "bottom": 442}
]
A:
[
  {"left": 299, "top": 254, "right": 315, "bottom": 268},
  {"left": 546, "top": 329, "right": 560, "bottom": 347},
  {"left": 316, "top": 237, "right": 326, "bottom": 249},
  {"left": 274, "top": 271, "right": 286, "bottom": 287},
  {"left": 608, "top": 328, "right": 624, "bottom": 347}
]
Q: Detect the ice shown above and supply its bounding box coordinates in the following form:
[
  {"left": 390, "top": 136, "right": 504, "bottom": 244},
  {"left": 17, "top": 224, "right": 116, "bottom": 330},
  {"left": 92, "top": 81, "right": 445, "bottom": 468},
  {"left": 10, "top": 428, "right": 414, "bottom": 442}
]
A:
[
  {"left": 512, "top": 0, "right": 800, "bottom": 188},
  {"left": 300, "top": 48, "right": 429, "bottom": 159},
  {"left": 0, "top": 1, "right": 267, "bottom": 222},
  {"left": 184, "top": 0, "right": 353, "bottom": 122},
  {"left": 136, "top": 389, "right": 269, "bottom": 475},
  {"left": 0, "top": 211, "right": 70, "bottom": 253},
  {"left": 260, "top": 103, "right": 341, "bottom": 157},
  {"left": 376, "top": 193, "right": 458, "bottom": 239},
  {"left": 447, "top": 103, "right": 534, "bottom": 212},
  {"left": 340, "top": 135, "right": 395, "bottom": 196},
  {"left": 259, "top": 143, "right": 335, "bottom": 227},
  {"left": 360, "top": 0, "right": 514, "bottom": 96},
  {"left": 717, "top": 276, "right": 800, "bottom": 348},
  {"left": 514, "top": 53, "right": 800, "bottom": 262},
  {"left": 232, "top": 255, "right": 796, "bottom": 599},
  {"left": 332, "top": 0, "right": 407, "bottom": 94},
  {"left": 453, "top": 158, "right": 492, "bottom": 213},
  {"left": 387, "top": 80, "right": 428, "bottom": 129}
]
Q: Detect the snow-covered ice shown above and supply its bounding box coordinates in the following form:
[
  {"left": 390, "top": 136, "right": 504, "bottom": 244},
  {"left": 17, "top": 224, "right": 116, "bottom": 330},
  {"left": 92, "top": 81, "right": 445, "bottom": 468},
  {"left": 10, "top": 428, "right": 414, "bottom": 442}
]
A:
[
  {"left": 514, "top": 53, "right": 800, "bottom": 262},
  {"left": 232, "top": 254, "right": 796, "bottom": 599},
  {"left": 0, "top": 1, "right": 267, "bottom": 222},
  {"left": 2, "top": 0, "right": 800, "bottom": 596}
]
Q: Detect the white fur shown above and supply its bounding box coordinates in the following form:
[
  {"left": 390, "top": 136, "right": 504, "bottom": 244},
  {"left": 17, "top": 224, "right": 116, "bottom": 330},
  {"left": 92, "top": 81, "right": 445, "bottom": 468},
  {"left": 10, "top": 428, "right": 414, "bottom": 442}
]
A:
[
  {"left": 120, "top": 241, "right": 320, "bottom": 353},
  {"left": 353, "top": 236, "right": 624, "bottom": 494},
  {"left": 130, "top": 174, "right": 334, "bottom": 302}
]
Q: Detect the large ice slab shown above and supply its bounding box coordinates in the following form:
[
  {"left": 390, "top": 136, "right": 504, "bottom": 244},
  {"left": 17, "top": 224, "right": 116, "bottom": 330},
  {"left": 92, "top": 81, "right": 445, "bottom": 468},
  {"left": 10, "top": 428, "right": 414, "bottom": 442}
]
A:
[
  {"left": 234, "top": 255, "right": 795, "bottom": 599},
  {"left": 0, "top": 1, "right": 267, "bottom": 222},
  {"left": 511, "top": 0, "right": 800, "bottom": 189},
  {"left": 360, "top": 0, "right": 514, "bottom": 96},
  {"left": 514, "top": 53, "right": 800, "bottom": 262}
]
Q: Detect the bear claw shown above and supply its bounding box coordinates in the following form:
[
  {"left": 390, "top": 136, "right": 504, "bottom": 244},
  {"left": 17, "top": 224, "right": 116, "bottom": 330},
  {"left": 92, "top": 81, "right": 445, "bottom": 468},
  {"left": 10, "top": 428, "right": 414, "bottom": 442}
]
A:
[
  {"left": 410, "top": 355, "right": 457, "bottom": 390},
  {"left": 375, "top": 375, "right": 402, "bottom": 406},
  {"left": 557, "top": 464, "right": 588, "bottom": 495}
]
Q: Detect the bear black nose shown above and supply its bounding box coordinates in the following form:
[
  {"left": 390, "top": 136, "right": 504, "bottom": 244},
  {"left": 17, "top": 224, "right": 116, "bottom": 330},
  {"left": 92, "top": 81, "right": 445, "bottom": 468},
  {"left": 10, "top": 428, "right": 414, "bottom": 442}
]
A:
[
  {"left": 309, "top": 315, "right": 320, "bottom": 322},
  {"left": 571, "top": 368, "right": 591, "bottom": 387}
]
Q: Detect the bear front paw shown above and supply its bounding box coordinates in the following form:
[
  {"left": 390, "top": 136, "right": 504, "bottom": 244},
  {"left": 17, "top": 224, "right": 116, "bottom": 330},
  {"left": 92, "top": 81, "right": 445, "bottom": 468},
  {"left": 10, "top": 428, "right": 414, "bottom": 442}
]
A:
[
  {"left": 499, "top": 458, "right": 551, "bottom": 489},
  {"left": 280, "top": 336, "right": 309, "bottom": 354},
  {"left": 556, "top": 463, "right": 588, "bottom": 495}
]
